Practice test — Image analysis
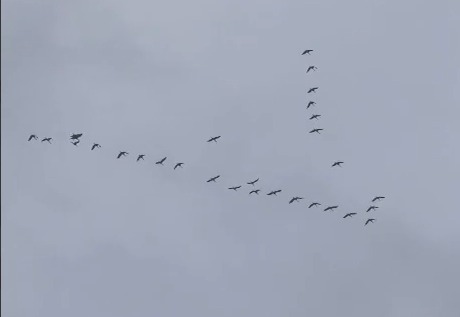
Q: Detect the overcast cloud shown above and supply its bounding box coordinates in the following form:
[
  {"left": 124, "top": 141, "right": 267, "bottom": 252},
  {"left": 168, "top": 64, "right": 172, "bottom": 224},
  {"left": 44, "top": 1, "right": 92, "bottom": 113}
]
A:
[{"left": 2, "top": 0, "right": 460, "bottom": 316}]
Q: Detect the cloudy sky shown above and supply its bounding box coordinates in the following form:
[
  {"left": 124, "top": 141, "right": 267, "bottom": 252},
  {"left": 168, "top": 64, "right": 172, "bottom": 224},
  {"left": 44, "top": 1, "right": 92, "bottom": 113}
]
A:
[{"left": 2, "top": 0, "right": 460, "bottom": 316}]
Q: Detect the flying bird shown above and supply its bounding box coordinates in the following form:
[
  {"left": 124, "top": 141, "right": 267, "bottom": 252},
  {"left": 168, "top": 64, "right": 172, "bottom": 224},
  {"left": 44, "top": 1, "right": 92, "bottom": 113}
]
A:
[
  {"left": 307, "top": 101, "right": 316, "bottom": 109},
  {"left": 324, "top": 206, "right": 338, "bottom": 211},
  {"left": 309, "top": 128, "right": 323, "bottom": 134},
  {"left": 174, "top": 163, "right": 184, "bottom": 170},
  {"left": 343, "top": 213, "right": 357, "bottom": 219},
  {"left": 207, "top": 136, "right": 221, "bottom": 143},
  {"left": 137, "top": 154, "right": 145, "bottom": 161},
  {"left": 372, "top": 196, "right": 385, "bottom": 202},
  {"left": 28, "top": 134, "right": 38, "bottom": 141},
  {"left": 228, "top": 186, "right": 241, "bottom": 191},
  {"left": 117, "top": 151, "right": 128, "bottom": 159},
  {"left": 309, "top": 114, "right": 321, "bottom": 120},
  {"left": 309, "top": 202, "right": 321, "bottom": 208},
  {"left": 91, "top": 143, "right": 101, "bottom": 150},
  {"left": 307, "top": 87, "right": 319, "bottom": 93},
  {"left": 206, "top": 175, "right": 220, "bottom": 183},
  {"left": 366, "top": 206, "right": 379, "bottom": 212},
  {"left": 302, "top": 49, "right": 313, "bottom": 55},
  {"left": 365, "top": 218, "right": 376, "bottom": 226},
  {"left": 267, "top": 190, "right": 282, "bottom": 196},
  {"left": 70, "top": 133, "right": 83, "bottom": 140},
  {"left": 289, "top": 197, "right": 303, "bottom": 204},
  {"left": 41, "top": 138, "right": 52, "bottom": 144},
  {"left": 306, "top": 66, "right": 318, "bottom": 73},
  {"left": 247, "top": 178, "right": 259, "bottom": 186},
  {"left": 332, "top": 161, "right": 344, "bottom": 167},
  {"left": 156, "top": 157, "right": 167, "bottom": 165},
  {"left": 71, "top": 140, "right": 80, "bottom": 146},
  {"left": 249, "top": 189, "right": 261, "bottom": 195}
]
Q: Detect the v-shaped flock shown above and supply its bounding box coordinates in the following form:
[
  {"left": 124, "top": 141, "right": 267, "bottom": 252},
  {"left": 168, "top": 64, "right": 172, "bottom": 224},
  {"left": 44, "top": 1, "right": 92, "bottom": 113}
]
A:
[{"left": 26, "top": 50, "right": 386, "bottom": 227}]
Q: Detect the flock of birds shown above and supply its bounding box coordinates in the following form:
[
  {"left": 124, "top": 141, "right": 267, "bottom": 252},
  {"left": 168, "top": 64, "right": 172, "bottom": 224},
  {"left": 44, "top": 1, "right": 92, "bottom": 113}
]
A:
[{"left": 26, "top": 49, "right": 385, "bottom": 227}]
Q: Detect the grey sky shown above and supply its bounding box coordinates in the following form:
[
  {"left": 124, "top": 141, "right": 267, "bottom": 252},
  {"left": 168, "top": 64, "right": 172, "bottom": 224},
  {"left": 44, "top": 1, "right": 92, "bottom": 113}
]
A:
[{"left": 2, "top": 0, "right": 460, "bottom": 316}]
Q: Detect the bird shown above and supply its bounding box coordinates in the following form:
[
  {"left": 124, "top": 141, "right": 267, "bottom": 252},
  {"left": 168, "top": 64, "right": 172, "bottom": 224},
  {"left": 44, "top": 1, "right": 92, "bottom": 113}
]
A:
[
  {"left": 156, "top": 157, "right": 167, "bottom": 165},
  {"left": 307, "top": 101, "right": 316, "bottom": 109},
  {"left": 365, "top": 218, "right": 376, "bottom": 226},
  {"left": 247, "top": 178, "right": 259, "bottom": 186},
  {"left": 28, "top": 134, "right": 38, "bottom": 141},
  {"left": 306, "top": 66, "right": 318, "bottom": 73},
  {"left": 307, "top": 87, "right": 319, "bottom": 93},
  {"left": 117, "top": 151, "right": 128, "bottom": 159},
  {"left": 41, "top": 137, "right": 52, "bottom": 143},
  {"left": 174, "top": 163, "right": 184, "bottom": 170},
  {"left": 71, "top": 140, "right": 80, "bottom": 146},
  {"left": 206, "top": 175, "right": 220, "bottom": 183},
  {"left": 309, "top": 114, "right": 321, "bottom": 120},
  {"left": 372, "top": 196, "right": 385, "bottom": 202},
  {"left": 289, "top": 197, "right": 303, "bottom": 204},
  {"left": 332, "top": 161, "right": 344, "bottom": 167},
  {"left": 207, "top": 136, "right": 221, "bottom": 143},
  {"left": 249, "top": 189, "right": 261, "bottom": 195},
  {"left": 302, "top": 49, "right": 313, "bottom": 55},
  {"left": 70, "top": 133, "right": 83, "bottom": 140},
  {"left": 343, "top": 213, "right": 357, "bottom": 219},
  {"left": 267, "top": 190, "right": 282, "bottom": 196},
  {"left": 228, "top": 186, "right": 241, "bottom": 191},
  {"left": 137, "top": 154, "right": 145, "bottom": 161},
  {"left": 309, "top": 128, "right": 323, "bottom": 134},
  {"left": 324, "top": 206, "right": 338, "bottom": 211},
  {"left": 308, "top": 202, "right": 321, "bottom": 208},
  {"left": 366, "top": 206, "right": 379, "bottom": 212},
  {"left": 91, "top": 143, "right": 101, "bottom": 150}
]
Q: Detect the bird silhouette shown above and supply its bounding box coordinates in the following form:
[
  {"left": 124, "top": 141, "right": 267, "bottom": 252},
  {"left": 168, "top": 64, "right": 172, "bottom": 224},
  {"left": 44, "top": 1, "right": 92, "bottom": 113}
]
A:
[
  {"left": 70, "top": 133, "right": 83, "bottom": 140},
  {"left": 156, "top": 157, "right": 167, "bottom": 165},
  {"left": 302, "top": 49, "right": 313, "bottom": 55},
  {"left": 308, "top": 202, "right": 321, "bottom": 208},
  {"left": 247, "top": 178, "right": 259, "bottom": 186},
  {"left": 324, "top": 206, "right": 338, "bottom": 211},
  {"left": 307, "top": 87, "right": 319, "bottom": 93},
  {"left": 28, "top": 134, "right": 38, "bottom": 141},
  {"left": 206, "top": 175, "right": 220, "bottom": 183},
  {"left": 174, "top": 163, "right": 184, "bottom": 170},
  {"left": 207, "top": 136, "right": 221, "bottom": 143},
  {"left": 249, "top": 189, "right": 261, "bottom": 195},
  {"left": 306, "top": 66, "right": 318, "bottom": 73},
  {"left": 332, "top": 161, "right": 344, "bottom": 167},
  {"left": 228, "top": 186, "right": 241, "bottom": 191},
  {"left": 309, "top": 128, "right": 323, "bottom": 134},
  {"left": 372, "top": 196, "right": 385, "bottom": 202},
  {"left": 41, "top": 138, "right": 52, "bottom": 144},
  {"left": 117, "top": 151, "right": 128, "bottom": 159},
  {"left": 309, "top": 114, "right": 321, "bottom": 120},
  {"left": 365, "top": 218, "right": 376, "bottom": 226},
  {"left": 137, "top": 154, "right": 145, "bottom": 161},
  {"left": 343, "top": 213, "right": 357, "bottom": 218},
  {"left": 267, "top": 190, "right": 282, "bottom": 196},
  {"left": 289, "top": 197, "right": 303, "bottom": 204},
  {"left": 307, "top": 101, "right": 316, "bottom": 109},
  {"left": 71, "top": 140, "right": 80, "bottom": 146},
  {"left": 366, "top": 206, "right": 379, "bottom": 212}
]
